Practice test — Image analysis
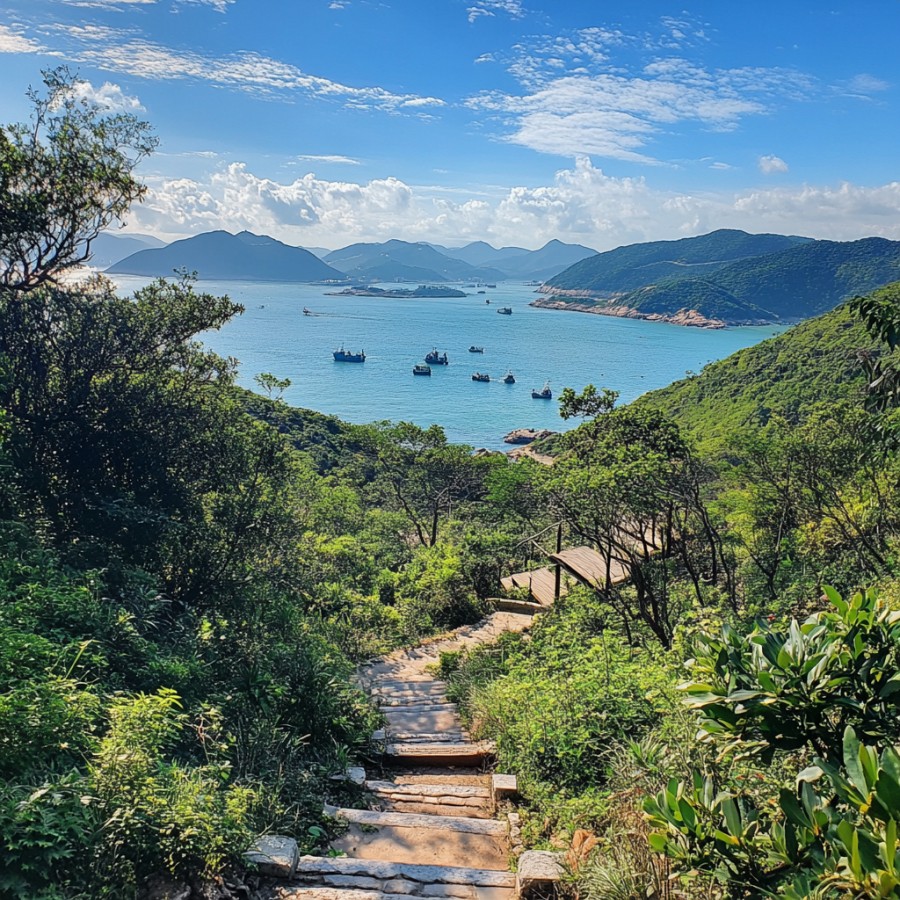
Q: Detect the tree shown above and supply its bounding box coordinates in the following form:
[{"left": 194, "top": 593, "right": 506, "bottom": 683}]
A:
[
  {"left": 0, "top": 68, "right": 157, "bottom": 293},
  {"left": 544, "top": 407, "right": 732, "bottom": 647},
  {"left": 358, "top": 422, "right": 489, "bottom": 548}
]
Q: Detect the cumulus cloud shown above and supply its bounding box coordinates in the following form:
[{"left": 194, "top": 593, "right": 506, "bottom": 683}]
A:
[
  {"left": 758, "top": 154, "right": 788, "bottom": 174},
  {"left": 0, "top": 24, "right": 45, "bottom": 53},
  {"left": 124, "top": 156, "right": 900, "bottom": 252},
  {"left": 69, "top": 79, "right": 145, "bottom": 111}
]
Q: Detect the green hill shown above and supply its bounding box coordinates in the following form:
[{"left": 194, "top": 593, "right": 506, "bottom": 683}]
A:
[
  {"left": 634, "top": 302, "right": 876, "bottom": 451},
  {"left": 546, "top": 229, "right": 806, "bottom": 294},
  {"left": 621, "top": 237, "right": 900, "bottom": 324}
]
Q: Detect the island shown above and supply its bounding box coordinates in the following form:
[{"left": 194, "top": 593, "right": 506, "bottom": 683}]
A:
[{"left": 325, "top": 284, "right": 468, "bottom": 299}]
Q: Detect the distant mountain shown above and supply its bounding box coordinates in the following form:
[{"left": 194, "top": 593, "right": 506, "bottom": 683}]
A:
[
  {"left": 323, "top": 240, "right": 505, "bottom": 282},
  {"left": 497, "top": 239, "right": 598, "bottom": 281},
  {"left": 546, "top": 229, "right": 809, "bottom": 294},
  {"left": 107, "top": 231, "right": 344, "bottom": 282},
  {"left": 320, "top": 238, "right": 597, "bottom": 282},
  {"left": 84, "top": 233, "right": 167, "bottom": 269},
  {"left": 302, "top": 246, "right": 333, "bottom": 259},
  {"left": 618, "top": 237, "right": 900, "bottom": 323},
  {"left": 441, "top": 241, "right": 529, "bottom": 268}
]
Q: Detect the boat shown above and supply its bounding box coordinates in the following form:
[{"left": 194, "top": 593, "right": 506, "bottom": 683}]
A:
[
  {"left": 472, "top": 372, "right": 490, "bottom": 382},
  {"left": 413, "top": 364, "right": 432, "bottom": 376},
  {"left": 477, "top": 290, "right": 486, "bottom": 294},
  {"left": 532, "top": 381, "right": 552, "bottom": 400},
  {"left": 468, "top": 346, "right": 484, "bottom": 353},
  {"left": 333, "top": 346, "right": 366, "bottom": 363},
  {"left": 303, "top": 307, "right": 312, "bottom": 315},
  {"left": 503, "top": 370, "right": 516, "bottom": 384},
  {"left": 425, "top": 349, "right": 449, "bottom": 365},
  {"left": 497, "top": 307, "right": 512, "bottom": 315}
]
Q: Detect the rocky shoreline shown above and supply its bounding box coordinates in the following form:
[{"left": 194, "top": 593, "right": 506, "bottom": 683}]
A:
[{"left": 530, "top": 295, "right": 727, "bottom": 329}]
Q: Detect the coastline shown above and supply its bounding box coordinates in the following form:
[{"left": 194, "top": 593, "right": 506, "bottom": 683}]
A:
[{"left": 529, "top": 295, "right": 728, "bottom": 329}]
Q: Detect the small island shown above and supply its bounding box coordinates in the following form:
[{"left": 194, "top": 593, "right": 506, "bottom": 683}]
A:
[{"left": 325, "top": 284, "right": 467, "bottom": 299}]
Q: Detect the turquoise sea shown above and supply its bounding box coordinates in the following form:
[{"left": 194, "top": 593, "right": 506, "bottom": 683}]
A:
[{"left": 112, "top": 276, "right": 784, "bottom": 449}]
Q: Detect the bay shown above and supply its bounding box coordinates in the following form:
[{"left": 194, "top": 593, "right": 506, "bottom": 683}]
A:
[{"left": 112, "top": 276, "right": 784, "bottom": 449}]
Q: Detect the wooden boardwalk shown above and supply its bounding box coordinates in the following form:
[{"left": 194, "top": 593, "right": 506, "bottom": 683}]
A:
[{"left": 502, "top": 539, "right": 652, "bottom": 605}]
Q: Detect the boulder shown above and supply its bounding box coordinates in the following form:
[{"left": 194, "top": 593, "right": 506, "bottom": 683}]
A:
[
  {"left": 244, "top": 834, "right": 299, "bottom": 878},
  {"left": 516, "top": 850, "right": 564, "bottom": 898}
]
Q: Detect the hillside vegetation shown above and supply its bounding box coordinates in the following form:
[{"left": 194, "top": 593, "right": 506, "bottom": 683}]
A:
[
  {"left": 621, "top": 236, "right": 900, "bottom": 323},
  {"left": 635, "top": 303, "right": 873, "bottom": 450},
  {"left": 545, "top": 228, "right": 806, "bottom": 293},
  {"left": 545, "top": 229, "right": 900, "bottom": 325}
]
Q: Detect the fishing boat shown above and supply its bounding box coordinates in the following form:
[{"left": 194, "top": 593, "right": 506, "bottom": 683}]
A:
[
  {"left": 497, "top": 307, "right": 512, "bottom": 315},
  {"left": 503, "top": 370, "right": 516, "bottom": 384},
  {"left": 472, "top": 372, "right": 490, "bottom": 382},
  {"left": 532, "top": 381, "right": 552, "bottom": 400},
  {"left": 425, "top": 349, "right": 449, "bottom": 365},
  {"left": 333, "top": 346, "right": 366, "bottom": 363},
  {"left": 413, "top": 364, "right": 432, "bottom": 376},
  {"left": 303, "top": 307, "right": 312, "bottom": 315},
  {"left": 468, "top": 346, "right": 484, "bottom": 353}
]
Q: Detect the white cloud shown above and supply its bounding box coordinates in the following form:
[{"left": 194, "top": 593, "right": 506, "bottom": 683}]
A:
[
  {"left": 176, "top": 0, "right": 235, "bottom": 12},
  {"left": 49, "top": 24, "right": 446, "bottom": 111},
  {"left": 296, "top": 154, "right": 361, "bottom": 165},
  {"left": 124, "top": 156, "right": 900, "bottom": 252},
  {"left": 837, "top": 73, "right": 890, "bottom": 99},
  {"left": 468, "top": 68, "right": 778, "bottom": 162},
  {"left": 470, "top": 22, "right": 816, "bottom": 165},
  {"left": 758, "top": 154, "right": 788, "bottom": 174},
  {"left": 0, "top": 24, "right": 45, "bottom": 53},
  {"left": 474, "top": 53, "right": 495, "bottom": 64},
  {"left": 467, "top": 0, "right": 524, "bottom": 22},
  {"left": 61, "top": 0, "right": 156, "bottom": 7},
  {"left": 710, "top": 161, "right": 733, "bottom": 170},
  {"left": 70, "top": 79, "right": 145, "bottom": 111}
]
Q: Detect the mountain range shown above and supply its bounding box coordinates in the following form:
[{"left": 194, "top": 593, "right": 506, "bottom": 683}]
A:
[
  {"left": 101, "top": 232, "right": 597, "bottom": 283},
  {"left": 541, "top": 229, "right": 900, "bottom": 325}
]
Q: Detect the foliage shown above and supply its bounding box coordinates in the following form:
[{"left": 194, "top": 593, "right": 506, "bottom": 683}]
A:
[
  {"left": 636, "top": 303, "right": 876, "bottom": 453},
  {"left": 647, "top": 588, "right": 900, "bottom": 897},
  {"left": 0, "top": 68, "right": 156, "bottom": 292}
]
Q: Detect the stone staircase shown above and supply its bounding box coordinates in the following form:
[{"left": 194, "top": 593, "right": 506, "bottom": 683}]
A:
[{"left": 265, "top": 609, "right": 561, "bottom": 900}]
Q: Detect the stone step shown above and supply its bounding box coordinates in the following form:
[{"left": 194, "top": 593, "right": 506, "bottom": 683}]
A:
[
  {"left": 365, "top": 780, "right": 491, "bottom": 801},
  {"left": 324, "top": 805, "right": 506, "bottom": 836},
  {"left": 372, "top": 730, "right": 469, "bottom": 744},
  {"left": 383, "top": 740, "right": 496, "bottom": 766},
  {"left": 279, "top": 886, "right": 513, "bottom": 899},
  {"left": 364, "top": 780, "right": 492, "bottom": 818},
  {"left": 292, "top": 856, "right": 516, "bottom": 895},
  {"left": 371, "top": 689, "right": 450, "bottom": 703},
  {"left": 377, "top": 703, "right": 459, "bottom": 713},
  {"left": 372, "top": 801, "right": 493, "bottom": 819},
  {"left": 388, "top": 773, "right": 489, "bottom": 787}
]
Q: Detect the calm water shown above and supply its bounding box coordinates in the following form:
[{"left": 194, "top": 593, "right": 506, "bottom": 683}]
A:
[{"left": 112, "top": 276, "right": 783, "bottom": 449}]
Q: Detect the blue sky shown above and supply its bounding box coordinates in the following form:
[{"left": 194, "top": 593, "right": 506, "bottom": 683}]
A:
[{"left": 1, "top": 0, "right": 898, "bottom": 250}]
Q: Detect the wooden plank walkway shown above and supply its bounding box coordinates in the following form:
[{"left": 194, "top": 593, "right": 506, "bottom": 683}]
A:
[{"left": 502, "top": 535, "right": 661, "bottom": 604}]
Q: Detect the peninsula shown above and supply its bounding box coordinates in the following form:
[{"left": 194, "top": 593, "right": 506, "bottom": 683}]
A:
[{"left": 325, "top": 285, "right": 467, "bottom": 298}]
